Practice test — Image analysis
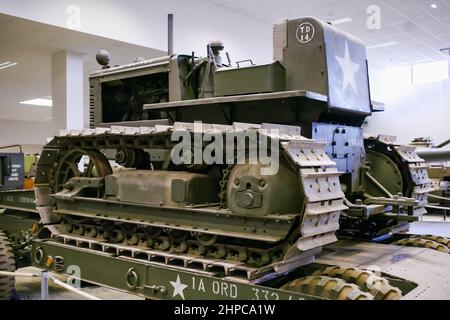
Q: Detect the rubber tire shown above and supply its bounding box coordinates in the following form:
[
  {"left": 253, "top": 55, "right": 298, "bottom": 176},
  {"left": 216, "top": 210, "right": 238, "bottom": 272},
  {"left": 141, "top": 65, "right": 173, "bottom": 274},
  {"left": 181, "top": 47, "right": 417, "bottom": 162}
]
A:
[
  {"left": 280, "top": 275, "right": 374, "bottom": 300},
  {"left": 0, "top": 230, "right": 16, "bottom": 300},
  {"left": 393, "top": 237, "right": 450, "bottom": 254},
  {"left": 412, "top": 235, "right": 450, "bottom": 249},
  {"left": 312, "top": 266, "right": 403, "bottom": 300}
]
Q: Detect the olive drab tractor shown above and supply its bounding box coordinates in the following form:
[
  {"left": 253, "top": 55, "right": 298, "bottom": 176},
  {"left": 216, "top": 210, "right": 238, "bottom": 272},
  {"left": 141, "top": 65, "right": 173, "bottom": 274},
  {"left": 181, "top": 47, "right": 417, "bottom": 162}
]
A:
[{"left": 2, "top": 16, "right": 450, "bottom": 301}]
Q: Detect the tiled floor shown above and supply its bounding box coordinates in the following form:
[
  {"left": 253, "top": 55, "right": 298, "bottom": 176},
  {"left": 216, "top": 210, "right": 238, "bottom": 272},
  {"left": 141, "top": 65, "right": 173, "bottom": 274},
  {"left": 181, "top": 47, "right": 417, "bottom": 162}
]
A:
[
  {"left": 14, "top": 266, "right": 142, "bottom": 300},
  {"left": 409, "top": 213, "right": 450, "bottom": 237}
]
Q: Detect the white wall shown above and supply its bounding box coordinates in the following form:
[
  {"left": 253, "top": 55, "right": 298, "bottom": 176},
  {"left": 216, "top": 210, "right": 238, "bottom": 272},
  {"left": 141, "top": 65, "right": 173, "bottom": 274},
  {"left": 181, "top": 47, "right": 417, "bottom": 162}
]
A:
[
  {"left": 366, "top": 71, "right": 450, "bottom": 145},
  {"left": 0, "top": 0, "right": 273, "bottom": 64},
  {"left": 367, "top": 61, "right": 387, "bottom": 103},
  {"left": 0, "top": 0, "right": 274, "bottom": 149},
  {"left": 0, "top": 120, "right": 52, "bottom": 153}
]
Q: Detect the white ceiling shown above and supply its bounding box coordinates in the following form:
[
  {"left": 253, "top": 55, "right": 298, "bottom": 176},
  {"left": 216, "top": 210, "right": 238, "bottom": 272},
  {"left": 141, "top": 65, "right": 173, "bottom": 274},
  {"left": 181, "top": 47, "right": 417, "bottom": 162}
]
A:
[
  {"left": 0, "top": 13, "right": 164, "bottom": 123},
  {"left": 1, "top": 1, "right": 450, "bottom": 123},
  {"left": 206, "top": 0, "right": 450, "bottom": 66}
]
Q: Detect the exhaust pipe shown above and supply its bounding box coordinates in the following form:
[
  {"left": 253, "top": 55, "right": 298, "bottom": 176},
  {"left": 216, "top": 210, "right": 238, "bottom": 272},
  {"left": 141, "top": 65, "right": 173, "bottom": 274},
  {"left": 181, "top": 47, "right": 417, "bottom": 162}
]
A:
[{"left": 168, "top": 13, "right": 173, "bottom": 55}]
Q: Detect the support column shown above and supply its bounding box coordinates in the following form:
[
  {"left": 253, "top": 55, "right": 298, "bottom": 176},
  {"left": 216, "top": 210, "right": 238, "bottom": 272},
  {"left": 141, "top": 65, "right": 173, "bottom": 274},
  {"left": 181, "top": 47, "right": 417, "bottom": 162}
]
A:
[{"left": 51, "top": 51, "right": 84, "bottom": 134}]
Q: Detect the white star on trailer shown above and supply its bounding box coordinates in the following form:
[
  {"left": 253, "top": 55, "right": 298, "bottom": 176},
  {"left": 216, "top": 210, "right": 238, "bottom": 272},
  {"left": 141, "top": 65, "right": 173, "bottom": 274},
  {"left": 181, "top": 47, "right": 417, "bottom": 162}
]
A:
[
  {"left": 335, "top": 42, "right": 361, "bottom": 95},
  {"left": 170, "top": 274, "right": 188, "bottom": 300}
]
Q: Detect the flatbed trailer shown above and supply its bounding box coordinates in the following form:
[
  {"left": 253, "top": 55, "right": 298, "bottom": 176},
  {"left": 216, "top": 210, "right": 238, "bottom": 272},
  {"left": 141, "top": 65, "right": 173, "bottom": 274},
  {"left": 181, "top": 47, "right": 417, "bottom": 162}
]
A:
[
  {"left": 29, "top": 237, "right": 450, "bottom": 300},
  {"left": 2, "top": 189, "right": 450, "bottom": 300},
  {"left": 0, "top": 190, "right": 38, "bottom": 234}
]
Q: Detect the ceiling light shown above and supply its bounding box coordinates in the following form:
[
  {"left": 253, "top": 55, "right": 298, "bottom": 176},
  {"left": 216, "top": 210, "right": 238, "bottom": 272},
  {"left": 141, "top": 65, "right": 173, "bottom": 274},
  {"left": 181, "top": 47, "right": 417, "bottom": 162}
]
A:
[
  {"left": 430, "top": 4, "right": 438, "bottom": 9},
  {"left": 0, "top": 61, "right": 18, "bottom": 70},
  {"left": 329, "top": 17, "right": 353, "bottom": 25},
  {"left": 367, "top": 42, "right": 398, "bottom": 49},
  {"left": 20, "top": 97, "right": 53, "bottom": 107}
]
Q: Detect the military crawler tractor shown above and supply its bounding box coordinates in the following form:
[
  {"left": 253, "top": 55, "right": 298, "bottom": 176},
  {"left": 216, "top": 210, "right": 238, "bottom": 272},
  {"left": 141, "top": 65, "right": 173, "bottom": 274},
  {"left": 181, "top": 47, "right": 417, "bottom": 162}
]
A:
[{"left": 2, "top": 17, "right": 450, "bottom": 300}]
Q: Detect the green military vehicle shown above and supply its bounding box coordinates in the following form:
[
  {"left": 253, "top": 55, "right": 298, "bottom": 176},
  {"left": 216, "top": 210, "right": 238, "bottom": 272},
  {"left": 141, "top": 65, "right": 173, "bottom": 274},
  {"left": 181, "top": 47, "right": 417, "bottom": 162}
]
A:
[
  {"left": 411, "top": 137, "right": 450, "bottom": 214},
  {"left": 1, "top": 16, "right": 450, "bottom": 301},
  {"left": 0, "top": 147, "right": 40, "bottom": 299}
]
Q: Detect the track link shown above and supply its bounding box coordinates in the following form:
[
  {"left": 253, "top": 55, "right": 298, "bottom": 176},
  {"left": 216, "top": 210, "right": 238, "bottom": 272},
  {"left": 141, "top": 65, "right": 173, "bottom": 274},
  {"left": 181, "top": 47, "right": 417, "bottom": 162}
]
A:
[{"left": 34, "top": 123, "right": 348, "bottom": 280}]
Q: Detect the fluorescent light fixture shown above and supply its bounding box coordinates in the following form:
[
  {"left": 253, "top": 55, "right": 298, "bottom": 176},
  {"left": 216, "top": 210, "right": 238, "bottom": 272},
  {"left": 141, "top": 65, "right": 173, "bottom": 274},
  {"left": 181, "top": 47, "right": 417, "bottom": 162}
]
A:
[
  {"left": 431, "top": 4, "right": 438, "bottom": 9},
  {"left": 330, "top": 17, "right": 353, "bottom": 25},
  {"left": 367, "top": 42, "right": 398, "bottom": 49},
  {"left": 20, "top": 97, "right": 53, "bottom": 107},
  {"left": 0, "top": 61, "right": 18, "bottom": 70}
]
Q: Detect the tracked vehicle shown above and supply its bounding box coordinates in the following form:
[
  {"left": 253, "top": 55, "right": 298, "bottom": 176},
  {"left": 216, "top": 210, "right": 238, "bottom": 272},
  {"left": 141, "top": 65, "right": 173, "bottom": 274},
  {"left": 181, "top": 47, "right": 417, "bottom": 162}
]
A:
[
  {"left": 411, "top": 137, "right": 450, "bottom": 216},
  {"left": 2, "top": 16, "right": 450, "bottom": 300}
]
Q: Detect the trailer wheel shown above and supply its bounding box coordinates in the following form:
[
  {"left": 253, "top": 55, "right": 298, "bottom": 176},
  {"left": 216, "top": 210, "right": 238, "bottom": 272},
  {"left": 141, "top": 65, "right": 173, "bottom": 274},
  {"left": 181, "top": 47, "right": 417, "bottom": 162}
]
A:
[
  {"left": 312, "top": 266, "right": 402, "bottom": 300},
  {"left": 410, "top": 235, "right": 450, "bottom": 250},
  {"left": 280, "top": 276, "right": 373, "bottom": 300},
  {"left": 0, "top": 230, "right": 16, "bottom": 300},
  {"left": 393, "top": 237, "right": 450, "bottom": 253}
]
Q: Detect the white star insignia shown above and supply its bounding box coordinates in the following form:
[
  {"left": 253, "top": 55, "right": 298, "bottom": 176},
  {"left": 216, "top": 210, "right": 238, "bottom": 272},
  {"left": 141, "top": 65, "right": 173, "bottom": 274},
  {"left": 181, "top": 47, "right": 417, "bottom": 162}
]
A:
[
  {"left": 335, "top": 42, "right": 361, "bottom": 95},
  {"left": 170, "top": 274, "right": 188, "bottom": 300}
]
